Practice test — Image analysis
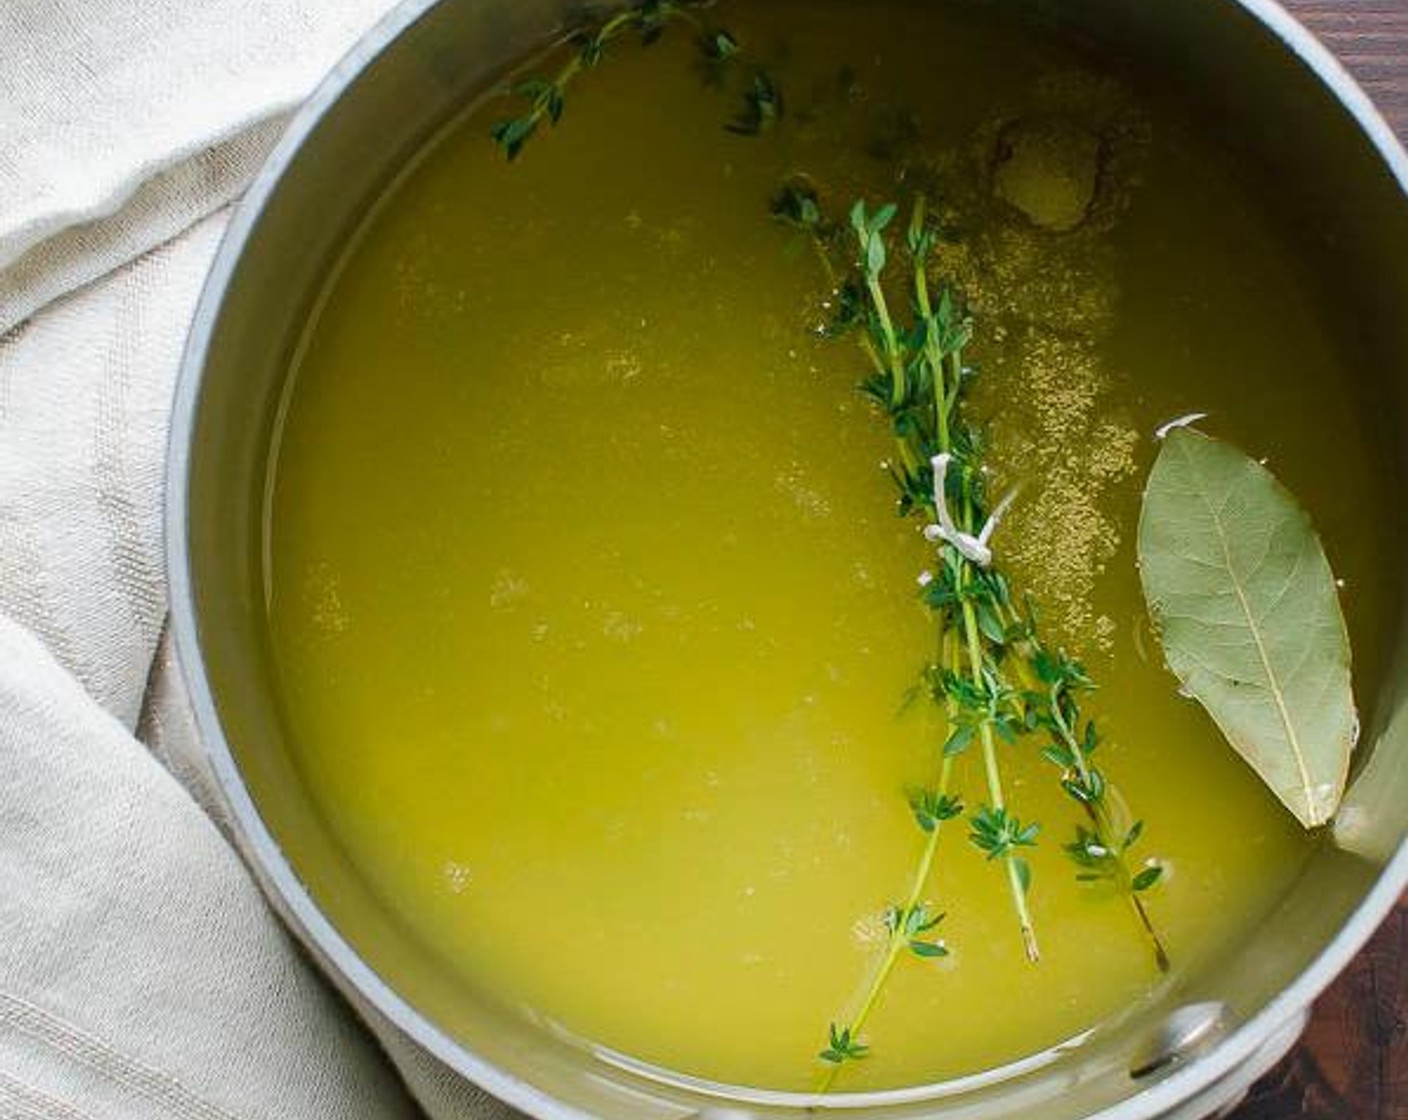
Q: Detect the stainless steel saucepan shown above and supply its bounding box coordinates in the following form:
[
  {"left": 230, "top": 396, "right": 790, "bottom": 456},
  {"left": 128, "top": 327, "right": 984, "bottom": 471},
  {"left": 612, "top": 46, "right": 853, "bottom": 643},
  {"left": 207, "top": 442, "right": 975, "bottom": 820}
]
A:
[{"left": 167, "top": 1, "right": 1408, "bottom": 1116}]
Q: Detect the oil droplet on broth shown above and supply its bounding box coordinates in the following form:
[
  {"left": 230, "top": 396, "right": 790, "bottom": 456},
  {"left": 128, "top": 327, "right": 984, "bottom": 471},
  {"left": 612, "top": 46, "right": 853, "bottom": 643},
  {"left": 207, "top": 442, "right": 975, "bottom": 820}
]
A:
[{"left": 265, "top": 0, "right": 1391, "bottom": 1094}]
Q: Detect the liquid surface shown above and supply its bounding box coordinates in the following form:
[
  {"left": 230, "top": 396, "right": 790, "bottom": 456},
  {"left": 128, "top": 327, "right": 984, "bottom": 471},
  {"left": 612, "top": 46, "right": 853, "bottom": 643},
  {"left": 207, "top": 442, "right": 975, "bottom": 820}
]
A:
[{"left": 265, "top": 0, "right": 1394, "bottom": 1092}]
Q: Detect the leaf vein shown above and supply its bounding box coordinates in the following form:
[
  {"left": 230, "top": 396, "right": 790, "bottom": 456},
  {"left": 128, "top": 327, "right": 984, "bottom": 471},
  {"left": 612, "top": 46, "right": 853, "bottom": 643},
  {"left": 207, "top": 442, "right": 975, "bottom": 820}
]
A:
[{"left": 1199, "top": 478, "right": 1317, "bottom": 822}]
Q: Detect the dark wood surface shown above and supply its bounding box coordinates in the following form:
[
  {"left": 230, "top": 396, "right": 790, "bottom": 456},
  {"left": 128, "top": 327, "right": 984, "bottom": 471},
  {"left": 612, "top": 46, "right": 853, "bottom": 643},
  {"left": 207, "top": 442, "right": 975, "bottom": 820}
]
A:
[
  {"left": 1286, "top": 0, "right": 1408, "bottom": 135},
  {"left": 1230, "top": 902, "right": 1408, "bottom": 1118},
  {"left": 1225, "top": 3, "right": 1407, "bottom": 1117}
]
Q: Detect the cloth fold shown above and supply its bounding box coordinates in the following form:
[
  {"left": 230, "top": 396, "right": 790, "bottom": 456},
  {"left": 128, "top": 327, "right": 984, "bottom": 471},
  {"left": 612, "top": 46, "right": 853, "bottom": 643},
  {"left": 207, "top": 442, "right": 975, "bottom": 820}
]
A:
[
  {"left": 1, "top": 2, "right": 526, "bottom": 1117},
  {"left": 0, "top": 0, "right": 396, "bottom": 332},
  {"left": 0, "top": 614, "right": 421, "bottom": 1120}
]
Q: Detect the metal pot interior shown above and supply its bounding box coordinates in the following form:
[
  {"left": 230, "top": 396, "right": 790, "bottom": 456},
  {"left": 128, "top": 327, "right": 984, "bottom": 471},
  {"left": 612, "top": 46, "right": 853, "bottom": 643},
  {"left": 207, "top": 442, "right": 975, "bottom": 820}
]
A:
[{"left": 169, "top": 0, "right": 1408, "bottom": 1116}]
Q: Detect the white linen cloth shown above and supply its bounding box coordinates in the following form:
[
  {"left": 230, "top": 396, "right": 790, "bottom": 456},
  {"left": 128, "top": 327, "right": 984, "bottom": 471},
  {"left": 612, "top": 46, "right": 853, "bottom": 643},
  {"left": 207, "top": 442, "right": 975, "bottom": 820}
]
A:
[{"left": 0, "top": 2, "right": 521, "bottom": 1117}]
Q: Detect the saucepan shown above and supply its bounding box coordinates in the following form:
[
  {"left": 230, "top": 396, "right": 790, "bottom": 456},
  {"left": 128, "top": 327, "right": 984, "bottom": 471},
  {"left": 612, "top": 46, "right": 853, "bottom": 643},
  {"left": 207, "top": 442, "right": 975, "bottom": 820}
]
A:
[{"left": 166, "top": 0, "right": 1408, "bottom": 1116}]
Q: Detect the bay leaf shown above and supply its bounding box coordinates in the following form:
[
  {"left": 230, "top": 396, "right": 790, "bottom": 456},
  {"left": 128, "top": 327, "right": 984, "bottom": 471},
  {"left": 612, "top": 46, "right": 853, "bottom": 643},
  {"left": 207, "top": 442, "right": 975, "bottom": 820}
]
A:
[{"left": 1137, "top": 428, "right": 1355, "bottom": 828}]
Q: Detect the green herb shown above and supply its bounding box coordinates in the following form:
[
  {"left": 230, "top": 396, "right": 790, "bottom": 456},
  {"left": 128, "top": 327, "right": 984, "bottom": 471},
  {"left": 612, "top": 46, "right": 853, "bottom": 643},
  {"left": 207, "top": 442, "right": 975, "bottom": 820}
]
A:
[
  {"left": 819, "top": 1022, "right": 869, "bottom": 1065},
  {"left": 800, "top": 195, "right": 1033, "bottom": 1092},
  {"left": 785, "top": 193, "right": 1172, "bottom": 1086},
  {"left": 1027, "top": 641, "right": 1170, "bottom": 970},
  {"left": 726, "top": 69, "right": 783, "bottom": 135},
  {"left": 815, "top": 730, "right": 958, "bottom": 1091},
  {"left": 1138, "top": 426, "right": 1356, "bottom": 828},
  {"left": 490, "top": 1, "right": 761, "bottom": 160},
  {"left": 839, "top": 195, "right": 1044, "bottom": 952},
  {"left": 491, "top": 1, "right": 706, "bottom": 159}
]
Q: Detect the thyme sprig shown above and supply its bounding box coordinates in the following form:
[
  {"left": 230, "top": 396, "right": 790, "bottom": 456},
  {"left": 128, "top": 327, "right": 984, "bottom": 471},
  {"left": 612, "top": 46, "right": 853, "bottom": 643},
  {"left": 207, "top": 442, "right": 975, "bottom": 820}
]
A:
[
  {"left": 816, "top": 632, "right": 962, "bottom": 1091},
  {"left": 490, "top": 0, "right": 766, "bottom": 159},
  {"left": 805, "top": 193, "right": 1038, "bottom": 1091},
  {"left": 491, "top": 1, "right": 719, "bottom": 159},
  {"left": 850, "top": 194, "right": 1042, "bottom": 957},
  {"left": 780, "top": 188, "right": 1170, "bottom": 1085},
  {"left": 1027, "top": 645, "right": 1170, "bottom": 969}
]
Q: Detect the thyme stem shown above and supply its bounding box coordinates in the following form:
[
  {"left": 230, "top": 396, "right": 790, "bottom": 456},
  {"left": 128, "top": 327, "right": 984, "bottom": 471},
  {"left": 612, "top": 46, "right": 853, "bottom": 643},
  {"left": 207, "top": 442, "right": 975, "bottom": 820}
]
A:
[
  {"left": 816, "top": 751, "right": 958, "bottom": 1093},
  {"left": 961, "top": 592, "right": 1040, "bottom": 962},
  {"left": 1046, "top": 677, "right": 1170, "bottom": 971},
  {"left": 864, "top": 274, "right": 906, "bottom": 409}
]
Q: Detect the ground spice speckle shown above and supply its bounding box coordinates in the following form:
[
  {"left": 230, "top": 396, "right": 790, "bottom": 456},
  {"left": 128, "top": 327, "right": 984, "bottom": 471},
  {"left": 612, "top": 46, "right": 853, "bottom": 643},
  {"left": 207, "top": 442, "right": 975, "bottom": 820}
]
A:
[{"left": 915, "top": 68, "right": 1147, "bottom": 652}]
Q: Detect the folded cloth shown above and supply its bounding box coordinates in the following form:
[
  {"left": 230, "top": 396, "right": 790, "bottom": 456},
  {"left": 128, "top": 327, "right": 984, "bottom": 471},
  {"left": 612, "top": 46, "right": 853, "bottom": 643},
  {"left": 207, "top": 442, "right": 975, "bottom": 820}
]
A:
[
  {"left": 0, "top": 0, "right": 402, "bottom": 333},
  {"left": 0, "top": 2, "right": 524, "bottom": 1117},
  {"left": 0, "top": 611, "right": 421, "bottom": 1120}
]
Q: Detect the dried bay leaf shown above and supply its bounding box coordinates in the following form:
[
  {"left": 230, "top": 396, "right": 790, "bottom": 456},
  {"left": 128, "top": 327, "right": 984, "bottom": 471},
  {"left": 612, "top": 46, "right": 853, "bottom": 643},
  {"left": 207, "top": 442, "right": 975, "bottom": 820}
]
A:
[{"left": 1137, "top": 428, "right": 1355, "bottom": 828}]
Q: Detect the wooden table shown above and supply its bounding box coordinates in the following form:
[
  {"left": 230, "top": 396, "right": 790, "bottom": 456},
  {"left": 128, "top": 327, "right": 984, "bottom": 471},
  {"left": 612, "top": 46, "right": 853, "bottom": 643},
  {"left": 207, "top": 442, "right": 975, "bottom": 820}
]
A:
[
  {"left": 1231, "top": 904, "right": 1408, "bottom": 1118},
  {"left": 1226, "top": 6, "right": 1406, "bottom": 1116},
  {"left": 1287, "top": 1, "right": 1408, "bottom": 131}
]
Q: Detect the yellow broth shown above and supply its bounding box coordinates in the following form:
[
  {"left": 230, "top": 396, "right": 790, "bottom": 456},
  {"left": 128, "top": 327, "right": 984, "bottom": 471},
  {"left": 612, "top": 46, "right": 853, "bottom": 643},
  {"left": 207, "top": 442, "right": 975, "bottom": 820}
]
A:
[{"left": 264, "top": 0, "right": 1394, "bottom": 1092}]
